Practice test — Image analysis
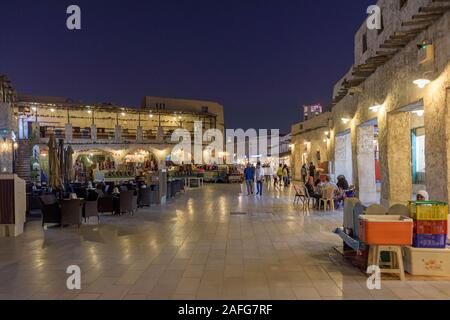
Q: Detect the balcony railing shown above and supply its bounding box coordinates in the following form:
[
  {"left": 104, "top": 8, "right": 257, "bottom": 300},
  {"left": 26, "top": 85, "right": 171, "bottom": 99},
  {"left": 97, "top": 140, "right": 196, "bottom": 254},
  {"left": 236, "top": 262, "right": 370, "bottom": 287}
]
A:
[
  {"left": 97, "top": 128, "right": 115, "bottom": 141},
  {"left": 37, "top": 125, "right": 181, "bottom": 145}
]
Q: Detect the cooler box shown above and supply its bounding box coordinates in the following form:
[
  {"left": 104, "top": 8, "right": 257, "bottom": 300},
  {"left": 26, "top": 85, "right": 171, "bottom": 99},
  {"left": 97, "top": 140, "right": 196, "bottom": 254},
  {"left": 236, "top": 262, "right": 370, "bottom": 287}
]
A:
[
  {"left": 359, "top": 215, "right": 413, "bottom": 245},
  {"left": 404, "top": 246, "right": 450, "bottom": 277}
]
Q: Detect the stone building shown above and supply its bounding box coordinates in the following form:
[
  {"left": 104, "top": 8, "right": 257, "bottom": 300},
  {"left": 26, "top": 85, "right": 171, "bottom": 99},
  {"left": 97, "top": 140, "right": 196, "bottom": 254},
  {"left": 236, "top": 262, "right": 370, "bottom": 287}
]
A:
[
  {"left": 4, "top": 91, "right": 224, "bottom": 181},
  {"left": 292, "top": 0, "right": 450, "bottom": 207},
  {"left": 291, "top": 112, "right": 333, "bottom": 181}
]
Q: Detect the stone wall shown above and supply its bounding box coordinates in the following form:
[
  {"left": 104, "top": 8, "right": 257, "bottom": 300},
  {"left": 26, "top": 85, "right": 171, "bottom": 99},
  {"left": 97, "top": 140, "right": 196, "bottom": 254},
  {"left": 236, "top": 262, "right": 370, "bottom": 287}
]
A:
[
  {"left": 331, "top": 10, "right": 450, "bottom": 206},
  {"left": 291, "top": 113, "right": 332, "bottom": 180}
]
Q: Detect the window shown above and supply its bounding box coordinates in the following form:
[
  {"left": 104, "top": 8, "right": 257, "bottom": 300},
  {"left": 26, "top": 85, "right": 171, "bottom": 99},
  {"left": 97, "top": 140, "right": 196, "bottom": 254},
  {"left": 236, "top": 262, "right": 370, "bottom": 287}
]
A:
[
  {"left": 201, "top": 106, "right": 209, "bottom": 113},
  {"left": 362, "top": 33, "right": 368, "bottom": 53}
]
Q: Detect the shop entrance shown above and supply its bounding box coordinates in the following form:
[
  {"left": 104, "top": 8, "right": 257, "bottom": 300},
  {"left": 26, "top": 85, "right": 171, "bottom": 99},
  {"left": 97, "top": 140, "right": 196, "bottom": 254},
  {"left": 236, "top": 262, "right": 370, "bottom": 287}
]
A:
[
  {"left": 334, "top": 130, "right": 353, "bottom": 185},
  {"left": 357, "top": 119, "right": 380, "bottom": 205},
  {"left": 74, "top": 150, "right": 116, "bottom": 183},
  {"left": 397, "top": 100, "right": 426, "bottom": 195}
]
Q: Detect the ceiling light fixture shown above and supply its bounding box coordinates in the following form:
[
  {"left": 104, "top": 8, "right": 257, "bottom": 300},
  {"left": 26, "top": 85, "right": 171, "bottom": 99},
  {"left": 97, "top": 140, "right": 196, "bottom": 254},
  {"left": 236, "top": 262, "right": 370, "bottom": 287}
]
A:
[
  {"left": 369, "top": 105, "right": 383, "bottom": 112},
  {"left": 413, "top": 79, "right": 431, "bottom": 89}
]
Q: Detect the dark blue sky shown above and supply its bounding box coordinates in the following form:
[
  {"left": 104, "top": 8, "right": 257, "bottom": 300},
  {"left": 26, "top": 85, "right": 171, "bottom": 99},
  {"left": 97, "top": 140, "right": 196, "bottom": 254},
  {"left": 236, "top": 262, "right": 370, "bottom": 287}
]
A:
[{"left": 1, "top": 0, "right": 373, "bottom": 132}]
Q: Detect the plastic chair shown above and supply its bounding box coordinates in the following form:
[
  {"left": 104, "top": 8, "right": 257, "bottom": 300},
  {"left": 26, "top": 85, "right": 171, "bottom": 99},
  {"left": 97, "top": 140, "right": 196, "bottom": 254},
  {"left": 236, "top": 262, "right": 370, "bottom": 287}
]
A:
[{"left": 319, "top": 187, "right": 335, "bottom": 211}]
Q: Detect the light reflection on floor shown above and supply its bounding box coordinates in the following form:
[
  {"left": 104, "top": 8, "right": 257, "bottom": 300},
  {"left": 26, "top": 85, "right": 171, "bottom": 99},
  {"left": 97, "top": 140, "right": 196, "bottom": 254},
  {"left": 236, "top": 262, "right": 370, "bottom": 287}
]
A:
[{"left": 0, "top": 183, "right": 449, "bottom": 300}]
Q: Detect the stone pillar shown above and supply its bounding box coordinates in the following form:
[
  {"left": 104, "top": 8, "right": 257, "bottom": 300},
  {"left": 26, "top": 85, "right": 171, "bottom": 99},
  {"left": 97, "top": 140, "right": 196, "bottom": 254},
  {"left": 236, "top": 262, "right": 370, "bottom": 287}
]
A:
[
  {"left": 136, "top": 126, "right": 143, "bottom": 143},
  {"left": 156, "top": 126, "right": 164, "bottom": 143},
  {"left": 382, "top": 112, "right": 412, "bottom": 207},
  {"left": 90, "top": 124, "right": 97, "bottom": 142},
  {"left": 158, "top": 169, "right": 167, "bottom": 205},
  {"left": 0, "top": 103, "right": 13, "bottom": 174},
  {"left": 65, "top": 123, "right": 73, "bottom": 143},
  {"left": 357, "top": 125, "right": 377, "bottom": 205},
  {"left": 424, "top": 89, "right": 450, "bottom": 203},
  {"left": 115, "top": 125, "right": 122, "bottom": 143}
]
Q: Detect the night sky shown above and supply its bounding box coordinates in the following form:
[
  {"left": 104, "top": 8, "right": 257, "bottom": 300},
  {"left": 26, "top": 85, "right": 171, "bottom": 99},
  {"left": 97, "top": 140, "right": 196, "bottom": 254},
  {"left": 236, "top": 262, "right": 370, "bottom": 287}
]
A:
[{"left": 1, "top": 0, "right": 373, "bottom": 132}]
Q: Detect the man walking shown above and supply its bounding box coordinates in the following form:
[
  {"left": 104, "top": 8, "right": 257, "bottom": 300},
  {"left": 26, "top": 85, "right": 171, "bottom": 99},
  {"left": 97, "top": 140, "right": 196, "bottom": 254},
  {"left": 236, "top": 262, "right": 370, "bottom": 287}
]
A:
[
  {"left": 301, "top": 164, "right": 307, "bottom": 182},
  {"left": 276, "top": 164, "right": 283, "bottom": 187},
  {"left": 255, "top": 162, "right": 265, "bottom": 196},
  {"left": 264, "top": 164, "right": 273, "bottom": 190},
  {"left": 244, "top": 163, "right": 255, "bottom": 195}
]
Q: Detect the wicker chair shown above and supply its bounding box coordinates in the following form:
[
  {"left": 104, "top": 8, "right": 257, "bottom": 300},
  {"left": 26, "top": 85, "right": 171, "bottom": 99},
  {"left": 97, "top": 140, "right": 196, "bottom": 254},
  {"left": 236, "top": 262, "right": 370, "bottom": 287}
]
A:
[
  {"left": 98, "top": 194, "right": 115, "bottom": 215},
  {"left": 120, "top": 190, "right": 137, "bottom": 216},
  {"left": 39, "top": 194, "right": 61, "bottom": 227},
  {"left": 138, "top": 188, "right": 152, "bottom": 208},
  {"left": 60, "top": 199, "right": 83, "bottom": 228},
  {"left": 84, "top": 200, "right": 100, "bottom": 223}
]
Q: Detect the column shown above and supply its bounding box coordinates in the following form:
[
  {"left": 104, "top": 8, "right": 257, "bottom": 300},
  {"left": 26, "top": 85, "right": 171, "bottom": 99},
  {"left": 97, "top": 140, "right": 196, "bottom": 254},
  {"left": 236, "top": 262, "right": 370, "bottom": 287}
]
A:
[
  {"left": 115, "top": 125, "right": 122, "bottom": 143},
  {"left": 136, "top": 126, "right": 143, "bottom": 143},
  {"left": 0, "top": 103, "right": 13, "bottom": 173},
  {"left": 90, "top": 124, "right": 97, "bottom": 142},
  {"left": 382, "top": 112, "right": 412, "bottom": 207},
  {"left": 65, "top": 123, "right": 73, "bottom": 143},
  {"left": 156, "top": 126, "right": 164, "bottom": 143},
  {"left": 357, "top": 125, "right": 377, "bottom": 205}
]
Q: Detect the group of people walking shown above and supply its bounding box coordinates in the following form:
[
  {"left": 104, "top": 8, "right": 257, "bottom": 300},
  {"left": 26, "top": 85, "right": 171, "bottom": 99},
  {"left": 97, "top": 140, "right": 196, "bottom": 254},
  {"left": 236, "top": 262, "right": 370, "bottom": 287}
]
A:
[
  {"left": 243, "top": 162, "right": 291, "bottom": 197},
  {"left": 301, "top": 162, "right": 317, "bottom": 183}
]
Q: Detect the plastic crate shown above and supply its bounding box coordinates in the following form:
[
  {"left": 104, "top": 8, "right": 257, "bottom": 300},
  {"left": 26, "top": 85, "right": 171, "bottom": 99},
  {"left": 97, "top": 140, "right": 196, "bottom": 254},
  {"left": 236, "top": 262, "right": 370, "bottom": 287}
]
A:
[
  {"left": 413, "top": 234, "right": 447, "bottom": 249},
  {"left": 404, "top": 246, "right": 450, "bottom": 277},
  {"left": 414, "top": 220, "right": 448, "bottom": 235},
  {"left": 409, "top": 201, "right": 448, "bottom": 221}
]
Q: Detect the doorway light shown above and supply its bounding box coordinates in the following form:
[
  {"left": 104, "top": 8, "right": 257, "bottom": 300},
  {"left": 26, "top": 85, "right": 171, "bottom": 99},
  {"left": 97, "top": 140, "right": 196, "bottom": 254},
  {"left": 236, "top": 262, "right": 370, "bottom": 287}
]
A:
[
  {"left": 341, "top": 118, "right": 351, "bottom": 124},
  {"left": 412, "top": 110, "right": 425, "bottom": 117}
]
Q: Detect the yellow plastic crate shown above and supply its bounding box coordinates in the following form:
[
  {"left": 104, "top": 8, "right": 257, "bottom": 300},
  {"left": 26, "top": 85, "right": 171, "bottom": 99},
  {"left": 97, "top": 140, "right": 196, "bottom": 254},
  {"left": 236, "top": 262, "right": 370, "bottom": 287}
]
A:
[{"left": 408, "top": 201, "right": 448, "bottom": 221}]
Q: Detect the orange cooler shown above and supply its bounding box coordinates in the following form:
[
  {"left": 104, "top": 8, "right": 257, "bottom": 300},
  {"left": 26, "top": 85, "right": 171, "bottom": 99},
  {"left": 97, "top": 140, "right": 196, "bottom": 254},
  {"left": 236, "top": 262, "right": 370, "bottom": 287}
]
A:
[{"left": 359, "top": 215, "right": 413, "bottom": 245}]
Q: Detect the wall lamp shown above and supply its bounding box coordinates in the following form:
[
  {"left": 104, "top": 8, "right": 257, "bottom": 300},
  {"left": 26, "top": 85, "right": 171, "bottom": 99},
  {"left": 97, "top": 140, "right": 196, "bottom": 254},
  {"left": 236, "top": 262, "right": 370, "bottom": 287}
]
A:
[{"left": 369, "top": 105, "right": 383, "bottom": 113}]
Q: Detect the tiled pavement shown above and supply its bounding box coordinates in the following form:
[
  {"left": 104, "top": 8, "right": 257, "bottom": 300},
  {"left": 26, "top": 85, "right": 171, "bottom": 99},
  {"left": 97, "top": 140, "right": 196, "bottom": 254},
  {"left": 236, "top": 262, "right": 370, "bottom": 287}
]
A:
[{"left": 1, "top": 183, "right": 450, "bottom": 300}]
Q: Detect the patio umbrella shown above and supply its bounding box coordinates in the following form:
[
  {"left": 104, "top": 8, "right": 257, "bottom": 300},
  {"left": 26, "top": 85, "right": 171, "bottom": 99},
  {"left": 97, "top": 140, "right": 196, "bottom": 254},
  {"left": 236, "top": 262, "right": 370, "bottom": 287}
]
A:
[
  {"left": 47, "top": 133, "right": 63, "bottom": 190},
  {"left": 65, "top": 145, "right": 74, "bottom": 182}
]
